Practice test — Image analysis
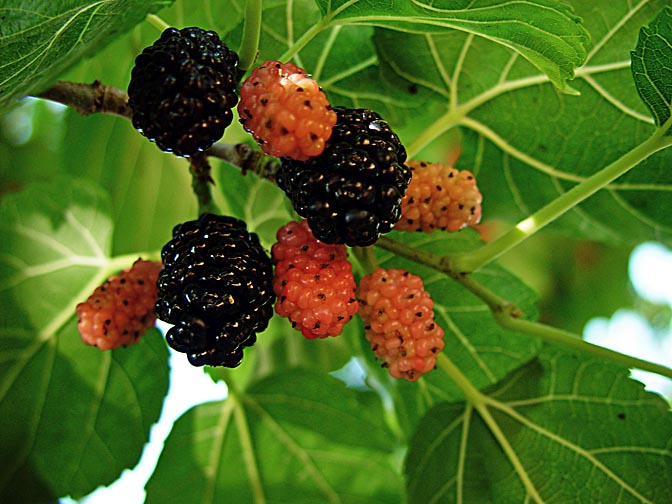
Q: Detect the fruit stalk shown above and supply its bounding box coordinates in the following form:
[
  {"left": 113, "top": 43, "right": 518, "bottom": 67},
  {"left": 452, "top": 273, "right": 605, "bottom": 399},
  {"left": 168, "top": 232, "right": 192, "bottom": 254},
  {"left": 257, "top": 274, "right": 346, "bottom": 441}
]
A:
[
  {"left": 189, "top": 153, "right": 219, "bottom": 216},
  {"left": 237, "top": 0, "right": 263, "bottom": 76}
]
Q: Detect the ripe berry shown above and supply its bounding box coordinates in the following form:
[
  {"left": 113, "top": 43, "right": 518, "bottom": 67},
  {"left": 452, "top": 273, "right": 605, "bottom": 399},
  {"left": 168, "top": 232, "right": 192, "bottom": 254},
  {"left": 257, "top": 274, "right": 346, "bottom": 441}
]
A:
[
  {"left": 395, "top": 160, "right": 482, "bottom": 232},
  {"left": 155, "top": 214, "right": 275, "bottom": 367},
  {"left": 357, "top": 268, "right": 445, "bottom": 382},
  {"left": 127, "top": 27, "right": 239, "bottom": 157},
  {"left": 276, "top": 107, "right": 410, "bottom": 246},
  {"left": 272, "top": 219, "right": 358, "bottom": 339},
  {"left": 238, "top": 60, "right": 337, "bottom": 160},
  {"left": 76, "top": 259, "right": 163, "bottom": 350}
]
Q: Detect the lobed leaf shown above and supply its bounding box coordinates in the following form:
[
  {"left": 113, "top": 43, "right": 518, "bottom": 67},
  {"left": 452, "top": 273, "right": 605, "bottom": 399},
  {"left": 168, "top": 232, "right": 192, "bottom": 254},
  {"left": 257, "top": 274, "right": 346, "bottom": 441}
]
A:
[
  {"left": 405, "top": 346, "right": 672, "bottom": 503},
  {"left": 0, "top": 177, "right": 169, "bottom": 501},
  {"left": 146, "top": 369, "right": 403, "bottom": 503},
  {"left": 631, "top": 6, "right": 672, "bottom": 132},
  {"left": 0, "top": 0, "right": 174, "bottom": 113}
]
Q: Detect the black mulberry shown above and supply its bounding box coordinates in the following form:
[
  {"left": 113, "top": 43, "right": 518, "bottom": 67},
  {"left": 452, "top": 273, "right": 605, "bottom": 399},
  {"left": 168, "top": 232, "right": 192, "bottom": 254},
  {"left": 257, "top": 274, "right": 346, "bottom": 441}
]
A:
[
  {"left": 155, "top": 214, "right": 275, "bottom": 367},
  {"left": 276, "top": 107, "right": 410, "bottom": 246},
  {"left": 128, "top": 27, "right": 239, "bottom": 157}
]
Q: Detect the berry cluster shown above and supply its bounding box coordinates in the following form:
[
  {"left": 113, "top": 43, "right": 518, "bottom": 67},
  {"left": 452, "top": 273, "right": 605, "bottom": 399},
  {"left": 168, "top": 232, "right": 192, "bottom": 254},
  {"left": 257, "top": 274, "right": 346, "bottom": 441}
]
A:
[
  {"left": 154, "top": 214, "right": 275, "bottom": 367},
  {"left": 76, "top": 259, "right": 163, "bottom": 350},
  {"left": 272, "top": 219, "right": 358, "bottom": 339},
  {"left": 357, "top": 268, "right": 445, "bottom": 382},
  {"left": 238, "top": 60, "right": 337, "bottom": 160},
  {"left": 84, "top": 26, "right": 485, "bottom": 383},
  {"left": 396, "top": 160, "right": 482, "bottom": 233}
]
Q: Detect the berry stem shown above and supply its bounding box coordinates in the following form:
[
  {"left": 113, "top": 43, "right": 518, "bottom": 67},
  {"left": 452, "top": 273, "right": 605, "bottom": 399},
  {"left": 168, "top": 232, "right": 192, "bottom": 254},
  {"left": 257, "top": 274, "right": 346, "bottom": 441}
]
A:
[
  {"left": 207, "top": 142, "right": 281, "bottom": 179},
  {"left": 375, "top": 236, "right": 672, "bottom": 380},
  {"left": 146, "top": 14, "right": 171, "bottom": 32},
  {"left": 449, "top": 126, "right": 672, "bottom": 274},
  {"left": 189, "top": 153, "right": 220, "bottom": 216},
  {"left": 453, "top": 272, "right": 672, "bottom": 381},
  {"left": 350, "top": 246, "right": 380, "bottom": 276},
  {"left": 435, "top": 353, "right": 545, "bottom": 503},
  {"left": 237, "top": 0, "right": 263, "bottom": 77}
]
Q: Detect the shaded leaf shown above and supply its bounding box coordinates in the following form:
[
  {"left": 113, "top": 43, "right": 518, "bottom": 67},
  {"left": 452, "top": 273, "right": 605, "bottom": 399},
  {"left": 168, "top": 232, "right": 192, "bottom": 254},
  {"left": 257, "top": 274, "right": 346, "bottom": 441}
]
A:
[
  {"left": 146, "top": 369, "right": 402, "bottom": 503},
  {"left": 374, "top": 0, "right": 672, "bottom": 245},
  {"left": 0, "top": 177, "right": 169, "bottom": 501},
  {"left": 631, "top": 6, "right": 672, "bottom": 131},
  {"left": 405, "top": 346, "right": 672, "bottom": 503}
]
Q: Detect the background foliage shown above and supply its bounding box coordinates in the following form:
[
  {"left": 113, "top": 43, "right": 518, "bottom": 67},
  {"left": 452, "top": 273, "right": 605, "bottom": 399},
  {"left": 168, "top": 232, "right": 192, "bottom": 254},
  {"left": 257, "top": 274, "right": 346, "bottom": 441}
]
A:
[{"left": 1, "top": 0, "right": 671, "bottom": 503}]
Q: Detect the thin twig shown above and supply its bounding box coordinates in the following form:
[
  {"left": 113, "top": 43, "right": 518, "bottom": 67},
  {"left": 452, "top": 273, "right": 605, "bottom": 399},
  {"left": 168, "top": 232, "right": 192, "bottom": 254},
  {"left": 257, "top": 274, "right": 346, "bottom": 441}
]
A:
[{"left": 36, "top": 80, "right": 132, "bottom": 119}]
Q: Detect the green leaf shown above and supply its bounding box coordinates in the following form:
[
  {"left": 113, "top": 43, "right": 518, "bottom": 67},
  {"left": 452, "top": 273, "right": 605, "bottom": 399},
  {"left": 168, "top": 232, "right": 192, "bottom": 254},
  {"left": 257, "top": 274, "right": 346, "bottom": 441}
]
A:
[
  {"left": 0, "top": 0, "right": 174, "bottom": 113},
  {"left": 313, "top": 0, "right": 589, "bottom": 94},
  {"left": 405, "top": 346, "right": 672, "bottom": 503},
  {"left": 146, "top": 369, "right": 403, "bottom": 503},
  {"left": 631, "top": 7, "right": 672, "bottom": 132},
  {"left": 0, "top": 176, "right": 169, "bottom": 501},
  {"left": 375, "top": 0, "right": 672, "bottom": 246}
]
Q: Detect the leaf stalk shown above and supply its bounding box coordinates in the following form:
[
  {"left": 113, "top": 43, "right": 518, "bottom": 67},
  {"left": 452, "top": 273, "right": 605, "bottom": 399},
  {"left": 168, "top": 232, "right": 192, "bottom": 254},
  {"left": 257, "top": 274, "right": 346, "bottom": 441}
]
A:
[{"left": 450, "top": 128, "right": 672, "bottom": 273}]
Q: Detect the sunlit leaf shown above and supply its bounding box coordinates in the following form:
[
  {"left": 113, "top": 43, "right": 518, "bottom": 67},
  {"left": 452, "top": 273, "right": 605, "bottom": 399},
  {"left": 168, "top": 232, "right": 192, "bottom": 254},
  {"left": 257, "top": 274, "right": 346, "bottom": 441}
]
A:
[
  {"left": 146, "top": 369, "right": 403, "bottom": 503},
  {"left": 0, "top": 177, "right": 169, "bottom": 501},
  {"left": 314, "top": 0, "right": 588, "bottom": 93},
  {"left": 0, "top": 0, "right": 174, "bottom": 112},
  {"left": 406, "top": 346, "right": 672, "bottom": 503},
  {"left": 631, "top": 6, "right": 672, "bottom": 131}
]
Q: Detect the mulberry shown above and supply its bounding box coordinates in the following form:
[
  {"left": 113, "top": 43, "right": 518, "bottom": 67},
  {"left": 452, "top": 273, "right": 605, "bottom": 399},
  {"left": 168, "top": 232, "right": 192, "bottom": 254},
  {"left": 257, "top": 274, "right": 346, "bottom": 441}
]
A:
[
  {"left": 357, "top": 268, "right": 445, "bottom": 382},
  {"left": 272, "top": 219, "right": 358, "bottom": 338},
  {"left": 395, "top": 160, "right": 482, "bottom": 232},
  {"left": 238, "top": 60, "right": 336, "bottom": 160},
  {"left": 127, "top": 27, "right": 239, "bottom": 156},
  {"left": 76, "top": 259, "right": 163, "bottom": 350},
  {"left": 276, "top": 107, "right": 410, "bottom": 246},
  {"left": 155, "top": 214, "right": 275, "bottom": 367}
]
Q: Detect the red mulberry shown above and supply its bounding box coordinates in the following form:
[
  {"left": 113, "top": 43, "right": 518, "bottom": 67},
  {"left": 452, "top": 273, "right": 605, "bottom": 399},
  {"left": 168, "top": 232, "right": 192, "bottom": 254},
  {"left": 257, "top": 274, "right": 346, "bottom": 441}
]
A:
[
  {"left": 272, "top": 219, "right": 358, "bottom": 339},
  {"left": 76, "top": 259, "right": 163, "bottom": 350},
  {"left": 357, "top": 268, "right": 445, "bottom": 381},
  {"left": 238, "top": 60, "right": 336, "bottom": 160},
  {"left": 395, "top": 160, "right": 482, "bottom": 233}
]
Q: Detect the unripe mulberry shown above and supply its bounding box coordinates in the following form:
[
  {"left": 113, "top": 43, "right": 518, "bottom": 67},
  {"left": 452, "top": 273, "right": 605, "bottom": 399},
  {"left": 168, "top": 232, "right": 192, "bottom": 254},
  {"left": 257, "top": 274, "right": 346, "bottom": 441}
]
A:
[
  {"left": 272, "top": 219, "right": 358, "bottom": 338},
  {"left": 357, "top": 268, "right": 444, "bottom": 382},
  {"left": 76, "top": 259, "right": 163, "bottom": 350},
  {"left": 155, "top": 214, "right": 275, "bottom": 367},
  {"left": 395, "top": 160, "right": 482, "bottom": 233},
  {"left": 127, "top": 27, "right": 239, "bottom": 156},
  {"left": 277, "top": 107, "right": 410, "bottom": 246},
  {"left": 238, "top": 60, "right": 337, "bottom": 160}
]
